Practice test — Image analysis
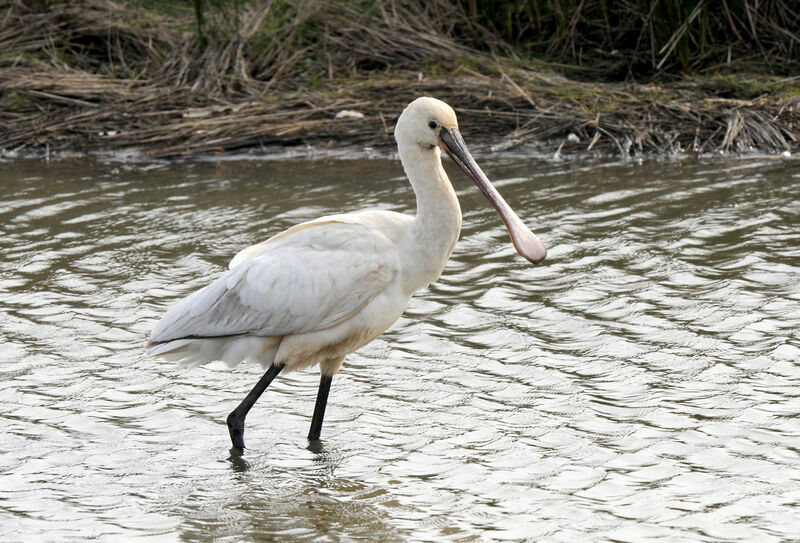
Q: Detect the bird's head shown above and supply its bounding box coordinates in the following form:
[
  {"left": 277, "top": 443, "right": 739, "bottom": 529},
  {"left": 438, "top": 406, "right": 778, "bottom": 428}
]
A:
[
  {"left": 395, "top": 96, "right": 547, "bottom": 265},
  {"left": 395, "top": 96, "right": 458, "bottom": 150}
]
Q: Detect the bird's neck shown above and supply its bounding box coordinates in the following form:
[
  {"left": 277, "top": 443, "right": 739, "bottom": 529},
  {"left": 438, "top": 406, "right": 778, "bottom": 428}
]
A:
[{"left": 399, "top": 142, "right": 462, "bottom": 281}]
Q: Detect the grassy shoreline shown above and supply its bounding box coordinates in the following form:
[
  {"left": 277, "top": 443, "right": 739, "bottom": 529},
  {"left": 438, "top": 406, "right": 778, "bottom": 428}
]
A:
[{"left": 2, "top": 1, "right": 798, "bottom": 158}]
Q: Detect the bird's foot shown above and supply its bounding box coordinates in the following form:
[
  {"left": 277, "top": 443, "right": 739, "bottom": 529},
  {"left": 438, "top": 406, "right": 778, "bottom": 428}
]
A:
[{"left": 226, "top": 411, "right": 246, "bottom": 451}]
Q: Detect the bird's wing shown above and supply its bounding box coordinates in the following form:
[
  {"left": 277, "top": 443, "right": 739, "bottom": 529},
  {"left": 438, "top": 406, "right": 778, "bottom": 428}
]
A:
[
  {"left": 228, "top": 217, "right": 346, "bottom": 270},
  {"left": 148, "top": 219, "right": 400, "bottom": 345}
]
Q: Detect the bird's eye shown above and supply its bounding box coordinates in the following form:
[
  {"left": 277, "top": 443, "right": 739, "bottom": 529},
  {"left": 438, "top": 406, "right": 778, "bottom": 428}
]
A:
[{"left": 428, "top": 120, "right": 438, "bottom": 130}]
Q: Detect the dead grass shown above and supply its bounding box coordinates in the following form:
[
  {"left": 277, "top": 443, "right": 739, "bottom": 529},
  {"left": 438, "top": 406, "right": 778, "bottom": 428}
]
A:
[{"left": 1, "top": 0, "right": 798, "bottom": 157}]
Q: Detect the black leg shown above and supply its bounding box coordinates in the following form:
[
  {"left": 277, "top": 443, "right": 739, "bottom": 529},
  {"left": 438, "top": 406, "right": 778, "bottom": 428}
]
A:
[
  {"left": 308, "top": 374, "right": 333, "bottom": 441},
  {"left": 227, "top": 364, "right": 284, "bottom": 451}
]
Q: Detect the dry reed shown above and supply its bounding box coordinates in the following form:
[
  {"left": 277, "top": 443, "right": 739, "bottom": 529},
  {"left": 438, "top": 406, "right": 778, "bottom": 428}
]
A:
[{"left": 1, "top": 0, "right": 797, "bottom": 157}]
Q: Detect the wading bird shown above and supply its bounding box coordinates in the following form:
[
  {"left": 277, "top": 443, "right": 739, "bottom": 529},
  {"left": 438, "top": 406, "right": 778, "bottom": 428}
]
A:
[{"left": 146, "top": 97, "right": 546, "bottom": 451}]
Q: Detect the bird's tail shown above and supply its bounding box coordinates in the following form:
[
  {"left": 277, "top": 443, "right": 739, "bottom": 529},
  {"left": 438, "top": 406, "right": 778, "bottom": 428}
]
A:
[{"left": 145, "top": 336, "right": 280, "bottom": 369}]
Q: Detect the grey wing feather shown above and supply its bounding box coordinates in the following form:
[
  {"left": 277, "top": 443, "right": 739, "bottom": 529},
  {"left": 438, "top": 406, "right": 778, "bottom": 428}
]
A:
[{"left": 148, "top": 221, "right": 399, "bottom": 345}]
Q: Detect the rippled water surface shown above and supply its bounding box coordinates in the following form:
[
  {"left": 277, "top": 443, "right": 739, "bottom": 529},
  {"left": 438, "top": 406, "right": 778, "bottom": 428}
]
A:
[{"left": 2, "top": 154, "right": 799, "bottom": 542}]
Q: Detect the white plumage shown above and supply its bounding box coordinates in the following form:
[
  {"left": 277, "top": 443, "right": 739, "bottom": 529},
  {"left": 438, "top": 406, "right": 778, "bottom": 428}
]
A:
[
  {"left": 148, "top": 212, "right": 409, "bottom": 374},
  {"left": 146, "top": 97, "right": 546, "bottom": 449}
]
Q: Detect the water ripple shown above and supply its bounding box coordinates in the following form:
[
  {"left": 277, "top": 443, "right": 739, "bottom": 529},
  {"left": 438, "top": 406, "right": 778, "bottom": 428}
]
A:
[{"left": 1, "top": 156, "right": 799, "bottom": 542}]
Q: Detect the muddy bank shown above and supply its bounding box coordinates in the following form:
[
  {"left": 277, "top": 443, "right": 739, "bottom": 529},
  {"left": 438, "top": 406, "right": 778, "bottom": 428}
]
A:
[{"left": 1, "top": 1, "right": 798, "bottom": 158}]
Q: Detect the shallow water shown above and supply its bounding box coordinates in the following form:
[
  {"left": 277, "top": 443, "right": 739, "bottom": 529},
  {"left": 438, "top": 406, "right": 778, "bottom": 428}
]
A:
[{"left": 1, "top": 154, "right": 799, "bottom": 542}]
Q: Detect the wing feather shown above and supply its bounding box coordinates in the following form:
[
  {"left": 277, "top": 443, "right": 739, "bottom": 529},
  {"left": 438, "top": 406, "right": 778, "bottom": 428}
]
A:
[{"left": 148, "top": 220, "right": 400, "bottom": 346}]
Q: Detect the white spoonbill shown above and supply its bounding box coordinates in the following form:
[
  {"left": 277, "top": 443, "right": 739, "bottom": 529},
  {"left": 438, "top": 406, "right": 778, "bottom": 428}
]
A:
[{"left": 146, "top": 97, "right": 546, "bottom": 451}]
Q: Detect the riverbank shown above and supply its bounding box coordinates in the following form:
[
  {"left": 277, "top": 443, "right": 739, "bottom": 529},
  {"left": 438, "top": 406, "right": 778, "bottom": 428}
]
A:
[{"left": 2, "top": 1, "right": 798, "bottom": 158}]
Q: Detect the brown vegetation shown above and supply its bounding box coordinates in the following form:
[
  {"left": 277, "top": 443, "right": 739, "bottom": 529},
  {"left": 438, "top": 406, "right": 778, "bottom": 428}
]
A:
[{"left": 1, "top": 0, "right": 798, "bottom": 158}]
